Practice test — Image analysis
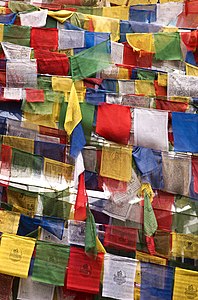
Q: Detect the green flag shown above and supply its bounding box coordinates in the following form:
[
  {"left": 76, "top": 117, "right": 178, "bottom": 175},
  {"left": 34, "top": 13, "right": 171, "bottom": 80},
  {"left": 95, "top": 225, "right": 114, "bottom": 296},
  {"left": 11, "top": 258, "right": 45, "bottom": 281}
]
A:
[
  {"left": 154, "top": 32, "right": 182, "bottom": 61},
  {"left": 70, "top": 40, "right": 112, "bottom": 81},
  {"left": 137, "top": 69, "right": 156, "bottom": 80},
  {"left": 3, "top": 24, "right": 30, "bottom": 47},
  {"left": 85, "top": 205, "right": 97, "bottom": 256},
  {"left": 32, "top": 241, "right": 70, "bottom": 286},
  {"left": 144, "top": 192, "right": 158, "bottom": 236}
]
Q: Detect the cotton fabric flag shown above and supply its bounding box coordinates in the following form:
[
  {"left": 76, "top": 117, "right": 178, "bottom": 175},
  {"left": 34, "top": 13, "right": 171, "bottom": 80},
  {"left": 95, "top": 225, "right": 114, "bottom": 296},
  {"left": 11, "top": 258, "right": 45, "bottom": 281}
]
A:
[
  {"left": 32, "top": 241, "right": 70, "bottom": 286},
  {"left": 3, "top": 136, "right": 34, "bottom": 154},
  {"left": 172, "top": 112, "right": 198, "bottom": 153},
  {"left": 135, "top": 80, "right": 156, "bottom": 96},
  {"left": 168, "top": 73, "right": 198, "bottom": 97},
  {"left": 68, "top": 220, "right": 85, "bottom": 246},
  {"left": 171, "top": 232, "right": 198, "bottom": 260},
  {"left": 100, "top": 145, "right": 132, "bottom": 182},
  {"left": 74, "top": 172, "right": 88, "bottom": 221},
  {"left": 0, "top": 233, "right": 35, "bottom": 278},
  {"left": 20, "top": 9, "right": 48, "bottom": 27},
  {"left": 85, "top": 206, "right": 97, "bottom": 256},
  {"left": 126, "top": 33, "right": 155, "bottom": 52},
  {"left": 102, "top": 6, "right": 129, "bottom": 20},
  {"left": 0, "top": 144, "right": 12, "bottom": 187},
  {"left": 118, "top": 80, "right": 135, "bottom": 95},
  {"left": 70, "top": 122, "right": 86, "bottom": 159},
  {"left": 96, "top": 103, "right": 131, "bottom": 145},
  {"left": 173, "top": 268, "right": 198, "bottom": 300},
  {"left": 58, "top": 29, "right": 85, "bottom": 50},
  {"left": 144, "top": 192, "right": 158, "bottom": 237},
  {"left": 192, "top": 156, "right": 198, "bottom": 193},
  {"left": 140, "top": 262, "right": 174, "bottom": 300},
  {"left": 30, "top": 28, "right": 58, "bottom": 51},
  {"left": 70, "top": 40, "right": 111, "bottom": 80},
  {"left": 3, "top": 24, "right": 30, "bottom": 47},
  {"left": 1, "top": 42, "right": 32, "bottom": 60},
  {"left": 64, "top": 82, "right": 82, "bottom": 136},
  {"left": 134, "top": 108, "right": 168, "bottom": 151},
  {"left": 102, "top": 253, "right": 137, "bottom": 300},
  {"left": 18, "top": 277, "right": 55, "bottom": 300},
  {"left": 0, "top": 210, "right": 20, "bottom": 234},
  {"left": 66, "top": 247, "right": 104, "bottom": 294},
  {"left": 154, "top": 32, "right": 182, "bottom": 60},
  {"left": 186, "top": 63, "right": 198, "bottom": 76}
]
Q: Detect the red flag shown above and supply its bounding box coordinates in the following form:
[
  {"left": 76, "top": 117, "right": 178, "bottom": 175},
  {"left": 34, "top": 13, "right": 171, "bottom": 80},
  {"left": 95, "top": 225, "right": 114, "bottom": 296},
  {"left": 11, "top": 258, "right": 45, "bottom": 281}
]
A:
[
  {"left": 74, "top": 172, "right": 87, "bottom": 221},
  {"left": 192, "top": 156, "right": 198, "bottom": 193},
  {"left": 146, "top": 235, "right": 156, "bottom": 255},
  {"left": 25, "top": 88, "right": 45, "bottom": 103}
]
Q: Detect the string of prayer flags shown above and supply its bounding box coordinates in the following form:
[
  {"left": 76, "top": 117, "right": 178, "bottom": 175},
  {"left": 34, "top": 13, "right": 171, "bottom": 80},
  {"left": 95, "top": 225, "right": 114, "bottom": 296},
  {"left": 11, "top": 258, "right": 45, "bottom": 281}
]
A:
[
  {"left": 102, "top": 253, "right": 138, "bottom": 300},
  {"left": 96, "top": 103, "right": 131, "bottom": 145},
  {"left": 70, "top": 40, "right": 112, "bottom": 81},
  {"left": 32, "top": 241, "right": 70, "bottom": 286},
  {"left": 0, "top": 233, "right": 35, "bottom": 278},
  {"left": 66, "top": 247, "right": 104, "bottom": 294}
]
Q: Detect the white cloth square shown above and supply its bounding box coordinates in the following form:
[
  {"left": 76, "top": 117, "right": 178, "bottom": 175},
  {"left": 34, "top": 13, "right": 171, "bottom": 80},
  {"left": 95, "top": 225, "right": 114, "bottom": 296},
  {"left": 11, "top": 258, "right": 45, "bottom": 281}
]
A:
[
  {"left": 1, "top": 42, "right": 32, "bottom": 60},
  {"left": 20, "top": 9, "right": 48, "bottom": 27},
  {"left": 68, "top": 220, "right": 85, "bottom": 246},
  {"left": 118, "top": 80, "right": 135, "bottom": 95},
  {"left": 102, "top": 253, "right": 138, "bottom": 300},
  {"left": 111, "top": 41, "right": 124, "bottom": 64},
  {"left": 134, "top": 108, "right": 169, "bottom": 151},
  {"left": 168, "top": 72, "right": 198, "bottom": 97},
  {"left": 58, "top": 29, "right": 85, "bottom": 50},
  {"left": 17, "top": 277, "right": 54, "bottom": 300}
]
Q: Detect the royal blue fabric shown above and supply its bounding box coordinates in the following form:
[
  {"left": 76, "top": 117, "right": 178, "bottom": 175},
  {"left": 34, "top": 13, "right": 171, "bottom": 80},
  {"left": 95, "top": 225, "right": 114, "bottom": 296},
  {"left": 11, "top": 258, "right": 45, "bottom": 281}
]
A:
[
  {"left": 185, "top": 51, "right": 196, "bottom": 66},
  {"left": 34, "top": 141, "right": 65, "bottom": 162},
  {"left": 0, "top": 13, "right": 16, "bottom": 25},
  {"left": 172, "top": 112, "right": 198, "bottom": 153},
  {"left": 17, "top": 214, "right": 41, "bottom": 236},
  {"left": 35, "top": 216, "right": 65, "bottom": 240},
  {"left": 85, "top": 88, "right": 106, "bottom": 105},
  {"left": 129, "top": 5, "right": 157, "bottom": 23},
  {"left": 70, "top": 122, "right": 86, "bottom": 158},
  {"left": 100, "top": 79, "right": 117, "bottom": 92},
  {"left": 63, "top": 21, "right": 84, "bottom": 31},
  {"left": 141, "top": 262, "right": 174, "bottom": 300},
  {"left": 74, "top": 32, "right": 110, "bottom": 54}
]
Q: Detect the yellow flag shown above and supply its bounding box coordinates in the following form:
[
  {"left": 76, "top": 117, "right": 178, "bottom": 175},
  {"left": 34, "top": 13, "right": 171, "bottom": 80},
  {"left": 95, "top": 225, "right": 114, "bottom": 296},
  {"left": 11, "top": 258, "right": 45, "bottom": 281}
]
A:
[
  {"left": 186, "top": 63, "right": 198, "bottom": 76},
  {"left": 135, "top": 80, "right": 156, "bottom": 96},
  {"left": 44, "top": 157, "right": 74, "bottom": 182},
  {"left": 100, "top": 145, "right": 132, "bottom": 182},
  {"left": 118, "top": 67, "right": 130, "bottom": 79},
  {"left": 102, "top": 6, "right": 129, "bottom": 21},
  {"left": 173, "top": 268, "right": 198, "bottom": 300},
  {"left": 88, "top": 15, "right": 120, "bottom": 42},
  {"left": 129, "top": 0, "right": 157, "bottom": 4},
  {"left": 52, "top": 77, "right": 85, "bottom": 102},
  {"left": 96, "top": 236, "right": 106, "bottom": 254},
  {"left": 64, "top": 82, "right": 82, "bottom": 136},
  {"left": 138, "top": 183, "right": 155, "bottom": 202},
  {"left": 0, "top": 233, "right": 35, "bottom": 278},
  {"left": 0, "top": 24, "right": 4, "bottom": 42},
  {"left": 23, "top": 112, "right": 57, "bottom": 128},
  {"left": 47, "top": 10, "right": 73, "bottom": 23},
  {"left": 171, "top": 232, "right": 198, "bottom": 259},
  {"left": 162, "top": 26, "right": 178, "bottom": 32},
  {"left": 126, "top": 33, "right": 155, "bottom": 52},
  {"left": 0, "top": 210, "right": 20, "bottom": 234},
  {"left": 3, "top": 136, "right": 34, "bottom": 154},
  {"left": 158, "top": 72, "right": 167, "bottom": 86}
]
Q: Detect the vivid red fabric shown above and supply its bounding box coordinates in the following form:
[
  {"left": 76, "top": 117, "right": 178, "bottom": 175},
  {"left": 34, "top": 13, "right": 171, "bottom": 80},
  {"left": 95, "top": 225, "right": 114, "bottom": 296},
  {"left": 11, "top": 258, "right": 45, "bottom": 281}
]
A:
[
  {"left": 74, "top": 172, "right": 88, "bottom": 221},
  {"left": 66, "top": 247, "right": 104, "bottom": 294},
  {"left": 181, "top": 30, "right": 197, "bottom": 51},
  {"left": 123, "top": 42, "right": 153, "bottom": 68},
  {"left": 98, "top": 176, "right": 127, "bottom": 194},
  {"left": 154, "top": 81, "right": 167, "bottom": 97},
  {"left": 34, "top": 50, "right": 69, "bottom": 76},
  {"left": 84, "top": 78, "right": 103, "bottom": 89},
  {"left": 146, "top": 235, "right": 156, "bottom": 255},
  {"left": 39, "top": 126, "right": 67, "bottom": 144},
  {"left": 192, "top": 156, "right": 198, "bottom": 193},
  {"left": 104, "top": 225, "right": 137, "bottom": 251},
  {"left": 156, "top": 99, "right": 188, "bottom": 115},
  {"left": 96, "top": 103, "right": 131, "bottom": 145},
  {"left": 177, "top": 11, "right": 198, "bottom": 28},
  {"left": 152, "top": 191, "right": 174, "bottom": 232},
  {"left": 0, "top": 144, "right": 12, "bottom": 187},
  {"left": 31, "top": 28, "right": 58, "bottom": 51},
  {"left": 0, "top": 71, "right": 6, "bottom": 87},
  {"left": 25, "top": 88, "right": 45, "bottom": 103}
]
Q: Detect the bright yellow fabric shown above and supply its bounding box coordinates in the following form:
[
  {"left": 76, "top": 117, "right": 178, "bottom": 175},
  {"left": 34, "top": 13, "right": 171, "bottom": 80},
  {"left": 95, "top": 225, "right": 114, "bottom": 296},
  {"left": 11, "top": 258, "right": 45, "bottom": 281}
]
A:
[
  {"left": 135, "top": 251, "right": 166, "bottom": 285},
  {"left": 170, "top": 96, "right": 190, "bottom": 103},
  {"left": 0, "top": 233, "right": 35, "bottom": 278},
  {"left": 3, "top": 136, "right": 34, "bottom": 154},
  {"left": 88, "top": 15, "right": 120, "bottom": 42},
  {"left": 135, "top": 80, "right": 156, "bottom": 96},
  {"left": 64, "top": 82, "right": 82, "bottom": 136},
  {"left": 118, "top": 67, "right": 130, "bottom": 79},
  {"left": 110, "top": 0, "right": 127, "bottom": 5},
  {"left": 23, "top": 112, "right": 57, "bottom": 128},
  {"left": 52, "top": 77, "right": 85, "bottom": 102},
  {"left": 129, "top": 0, "right": 157, "bottom": 4},
  {"left": 96, "top": 236, "right": 106, "bottom": 254},
  {"left": 171, "top": 232, "right": 198, "bottom": 259},
  {"left": 100, "top": 145, "right": 132, "bottom": 182},
  {"left": 186, "top": 63, "right": 198, "bottom": 76},
  {"left": 0, "top": 211, "right": 20, "bottom": 234},
  {"left": 138, "top": 183, "right": 155, "bottom": 202},
  {"left": 126, "top": 33, "right": 155, "bottom": 52},
  {"left": 0, "top": 24, "right": 4, "bottom": 42},
  {"left": 162, "top": 26, "right": 178, "bottom": 32},
  {"left": 102, "top": 6, "right": 129, "bottom": 21},
  {"left": 47, "top": 10, "right": 73, "bottom": 23},
  {"left": 158, "top": 72, "right": 167, "bottom": 86},
  {"left": 7, "top": 189, "right": 37, "bottom": 217},
  {"left": 160, "top": 0, "right": 183, "bottom": 3},
  {"left": 0, "top": 7, "right": 6, "bottom": 14},
  {"left": 173, "top": 268, "right": 198, "bottom": 300},
  {"left": 44, "top": 158, "right": 74, "bottom": 181}
]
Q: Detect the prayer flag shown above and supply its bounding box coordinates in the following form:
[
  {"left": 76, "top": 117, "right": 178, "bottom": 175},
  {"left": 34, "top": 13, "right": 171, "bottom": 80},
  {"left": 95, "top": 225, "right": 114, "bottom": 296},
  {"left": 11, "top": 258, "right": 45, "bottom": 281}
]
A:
[
  {"left": 74, "top": 172, "right": 88, "bottom": 221},
  {"left": 173, "top": 268, "right": 198, "bottom": 300},
  {"left": 144, "top": 192, "right": 158, "bottom": 237},
  {"left": 85, "top": 205, "right": 97, "bottom": 256}
]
